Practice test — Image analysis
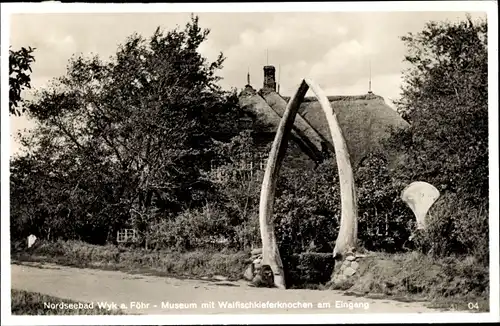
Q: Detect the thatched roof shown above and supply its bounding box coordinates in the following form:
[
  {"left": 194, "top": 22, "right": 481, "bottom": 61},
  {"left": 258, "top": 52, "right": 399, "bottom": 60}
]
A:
[
  {"left": 291, "top": 93, "right": 409, "bottom": 166},
  {"left": 260, "top": 90, "right": 325, "bottom": 161},
  {"left": 239, "top": 86, "right": 324, "bottom": 162},
  {"left": 239, "top": 85, "right": 279, "bottom": 133},
  {"left": 239, "top": 87, "right": 409, "bottom": 168}
]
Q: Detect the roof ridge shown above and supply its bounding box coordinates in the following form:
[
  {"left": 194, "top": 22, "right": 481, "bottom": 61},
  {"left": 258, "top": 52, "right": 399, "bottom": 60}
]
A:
[{"left": 281, "top": 94, "right": 385, "bottom": 102}]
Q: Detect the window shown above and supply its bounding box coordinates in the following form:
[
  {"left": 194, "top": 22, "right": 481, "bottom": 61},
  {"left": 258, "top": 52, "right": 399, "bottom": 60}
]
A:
[{"left": 239, "top": 116, "right": 253, "bottom": 130}]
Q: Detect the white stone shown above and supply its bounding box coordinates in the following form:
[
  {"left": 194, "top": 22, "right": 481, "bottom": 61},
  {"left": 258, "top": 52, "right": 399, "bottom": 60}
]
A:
[
  {"left": 243, "top": 264, "right": 254, "bottom": 281},
  {"left": 351, "top": 261, "right": 359, "bottom": 270},
  {"left": 343, "top": 266, "right": 356, "bottom": 276},
  {"left": 251, "top": 248, "right": 262, "bottom": 255},
  {"left": 213, "top": 275, "right": 228, "bottom": 281},
  {"left": 337, "top": 274, "right": 347, "bottom": 282},
  {"left": 27, "top": 234, "right": 37, "bottom": 248},
  {"left": 346, "top": 255, "right": 356, "bottom": 261}
]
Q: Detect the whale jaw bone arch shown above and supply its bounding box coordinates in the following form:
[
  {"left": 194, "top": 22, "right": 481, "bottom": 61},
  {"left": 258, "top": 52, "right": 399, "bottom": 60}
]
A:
[{"left": 259, "top": 79, "right": 358, "bottom": 289}]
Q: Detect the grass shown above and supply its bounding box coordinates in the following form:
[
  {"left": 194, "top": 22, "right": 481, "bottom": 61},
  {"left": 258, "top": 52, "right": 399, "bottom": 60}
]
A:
[
  {"left": 328, "top": 251, "right": 490, "bottom": 312},
  {"left": 12, "top": 239, "right": 249, "bottom": 281},
  {"left": 11, "top": 290, "right": 125, "bottom": 315},
  {"left": 12, "top": 240, "right": 490, "bottom": 312}
]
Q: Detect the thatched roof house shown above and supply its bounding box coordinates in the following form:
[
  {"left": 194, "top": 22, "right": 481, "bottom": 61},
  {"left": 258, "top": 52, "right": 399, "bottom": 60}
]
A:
[{"left": 238, "top": 65, "right": 409, "bottom": 168}]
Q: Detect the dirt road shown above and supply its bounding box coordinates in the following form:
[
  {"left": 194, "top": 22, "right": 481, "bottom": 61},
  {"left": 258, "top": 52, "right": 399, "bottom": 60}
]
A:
[{"left": 11, "top": 262, "right": 447, "bottom": 315}]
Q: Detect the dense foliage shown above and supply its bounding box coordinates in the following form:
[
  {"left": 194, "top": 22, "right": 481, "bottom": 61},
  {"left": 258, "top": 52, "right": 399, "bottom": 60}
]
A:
[
  {"left": 391, "top": 15, "right": 488, "bottom": 261},
  {"left": 395, "top": 15, "right": 488, "bottom": 200},
  {"left": 11, "top": 16, "right": 244, "bottom": 244}
]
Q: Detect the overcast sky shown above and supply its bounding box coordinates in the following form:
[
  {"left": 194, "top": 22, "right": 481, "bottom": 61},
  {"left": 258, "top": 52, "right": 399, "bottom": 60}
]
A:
[{"left": 9, "top": 11, "right": 487, "bottom": 154}]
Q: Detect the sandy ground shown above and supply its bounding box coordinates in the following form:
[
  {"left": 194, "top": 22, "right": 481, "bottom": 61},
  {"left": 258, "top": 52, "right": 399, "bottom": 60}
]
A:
[{"left": 11, "top": 261, "right": 450, "bottom": 315}]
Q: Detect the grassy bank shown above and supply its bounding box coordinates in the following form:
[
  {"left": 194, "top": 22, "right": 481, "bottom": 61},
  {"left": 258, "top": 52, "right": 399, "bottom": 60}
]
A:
[
  {"left": 12, "top": 240, "right": 489, "bottom": 312},
  {"left": 330, "top": 251, "right": 489, "bottom": 312},
  {"left": 11, "top": 290, "right": 124, "bottom": 315},
  {"left": 12, "top": 240, "right": 248, "bottom": 281}
]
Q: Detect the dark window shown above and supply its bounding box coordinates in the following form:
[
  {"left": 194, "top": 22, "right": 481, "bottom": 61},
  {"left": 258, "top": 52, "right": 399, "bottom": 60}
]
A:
[{"left": 239, "top": 116, "right": 253, "bottom": 130}]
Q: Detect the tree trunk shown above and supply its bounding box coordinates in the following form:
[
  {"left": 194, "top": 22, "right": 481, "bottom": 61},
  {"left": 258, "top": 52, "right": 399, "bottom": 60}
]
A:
[{"left": 259, "top": 79, "right": 358, "bottom": 289}]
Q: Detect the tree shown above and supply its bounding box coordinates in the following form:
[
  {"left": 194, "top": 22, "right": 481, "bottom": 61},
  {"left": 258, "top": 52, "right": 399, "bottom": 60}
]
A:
[
  {"left": 387, "top": 14, "right": 488, "bottom": 259},
  {"left": 9, "top": 46, "right": 36, "bottom": 116},
  {"left": 394, "top": 14, "right": 488, "bottom": 201},
  {"left": 11, "top": 15, "right": 243, "bottom": 244}
]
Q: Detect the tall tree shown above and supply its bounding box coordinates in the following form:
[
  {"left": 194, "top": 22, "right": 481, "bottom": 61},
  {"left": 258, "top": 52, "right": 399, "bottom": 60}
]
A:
[
  {"left": 11, "top": 15, "right": 242, "bottom": 243},
  {"left": 393, "top": 14, "right": 488, "bottom": 201},
  {"left": 384, "top": 15, "right": 489, "bottom": 259}
]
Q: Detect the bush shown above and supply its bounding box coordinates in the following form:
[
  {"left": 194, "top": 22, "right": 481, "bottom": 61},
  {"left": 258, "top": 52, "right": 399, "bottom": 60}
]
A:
[
  {"left": 354, "top": 150, "right": 489, "bottom": 265},
  {"left": 233, "top": 215, "right": 261, "bottom": 250},
  {"left": 274, "top": 161, "right": 340, "bottom": 269},
  {"left": 283, "top": 252, "right": 336, "bottom": 287},
  {"left": 356, "top": 153, "right": 414, "bottom": 252},
  {"left": 274, "top": 153, "right": 415, "bottom": 262},
  {"left": 146, "top": 203, "right": 237, "bottom": 251},
  {"left": 421, "top": 193, "right": 489, "bottom": 264},
  {"left": 275, "top": 195, "right": 338, "bottom": 288}
]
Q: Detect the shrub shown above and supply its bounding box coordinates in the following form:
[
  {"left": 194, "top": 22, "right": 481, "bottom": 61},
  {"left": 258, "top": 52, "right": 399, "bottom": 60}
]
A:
[
  {"left": 355, "top": 153, "right": 414, "bottom": 253},
  {"left": 389, "top": 16, "right": 489, "bottom": 265},
  {"left": 147, "top": 203, "right": 236, "bottom": 251},
  {"left": 423, "top": 192, "right": 488, "bottom": 264},
  {"left": 294, "top": 252, "right": 336, "bottom": 286},
  {"left": 274, "top": 160, "right": 340, "bottom": 255},
  {"left": 233, "top": 214, "right": 261, "bottom": 250}
]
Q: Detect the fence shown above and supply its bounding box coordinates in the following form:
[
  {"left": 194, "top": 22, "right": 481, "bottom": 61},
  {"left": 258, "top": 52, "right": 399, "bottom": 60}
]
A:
[
  {"left": 117, "top": 229, "right": 138, "bottom": 243},
  {"left": 210, "top": 152, "right": 268, "bottom": 182}
]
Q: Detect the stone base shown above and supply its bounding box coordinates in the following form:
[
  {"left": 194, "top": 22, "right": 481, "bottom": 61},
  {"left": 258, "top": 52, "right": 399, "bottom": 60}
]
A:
[
  {"left": 243, "top": 249, "right": 333, "bottom": 289},
  {"left": 329, "top": 253, "right": 366, "bottom": 286},
  {"left": 244, "top": 248, "right": 281, "bottom": 288},
  {"left": 243, "top": 249, "right": 265, "bottom": 283}
]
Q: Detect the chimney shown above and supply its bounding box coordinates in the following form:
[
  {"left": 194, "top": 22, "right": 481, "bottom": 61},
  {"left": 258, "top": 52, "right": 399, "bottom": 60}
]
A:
[
  {"left": 246, "top": 67, "right": 251, "bottom": 87},
  {"left": 263, "top": 65, "right": 276, "bottom": 92}
]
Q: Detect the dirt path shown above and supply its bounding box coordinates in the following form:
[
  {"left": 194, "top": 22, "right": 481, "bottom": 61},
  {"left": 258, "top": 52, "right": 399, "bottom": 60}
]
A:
[{"left": 11, "top": 262, "right": 448, "bottom": 315}]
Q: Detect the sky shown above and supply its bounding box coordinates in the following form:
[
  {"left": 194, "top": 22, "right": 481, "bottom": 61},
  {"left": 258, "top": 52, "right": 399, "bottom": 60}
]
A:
[{"left": 9, "top": 11, "right": 487, "bottom": 155}]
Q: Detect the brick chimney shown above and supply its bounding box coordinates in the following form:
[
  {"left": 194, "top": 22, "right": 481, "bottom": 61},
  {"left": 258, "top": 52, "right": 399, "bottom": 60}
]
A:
[{"left": 263, "top": 65, "right": 276, "bottom": 92}]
